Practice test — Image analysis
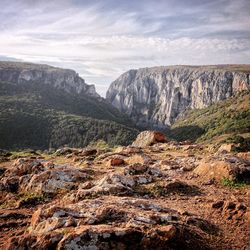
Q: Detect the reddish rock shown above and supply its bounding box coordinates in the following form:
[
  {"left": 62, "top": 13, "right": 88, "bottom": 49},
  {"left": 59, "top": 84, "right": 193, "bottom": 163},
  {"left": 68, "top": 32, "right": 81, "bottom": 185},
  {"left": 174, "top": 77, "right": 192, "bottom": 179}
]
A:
[
  {"left": 109, "top": 158, "right": 125, "bottom": 166},
  {"left": 152, "top": 225, "right": 176, "bottom": 240},
  {"left": 194, "top": 156, "right": 250, "bottom": 183},
  {"left": 237, "top": 152, "right": 250, "bottom": 160},
  {"left": 244, "top": 211, "right": 250, "bottom": 223},
  {"left": 212, "top": 200, "right": 224, "bottom": 209},
  {"left": 132, "top": 131, "right": 167, "bottom": 147}
]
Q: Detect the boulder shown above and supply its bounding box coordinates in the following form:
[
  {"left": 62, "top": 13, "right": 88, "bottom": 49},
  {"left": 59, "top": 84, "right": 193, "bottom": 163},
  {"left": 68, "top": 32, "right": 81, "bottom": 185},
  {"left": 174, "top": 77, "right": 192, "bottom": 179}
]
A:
[
  {"left": 132, "top": 131, "right": 167, "bottom": 147},
  {"left": 217, "top": 143, "right": 237, "bottom": 153},
  {"left": 55, "top": 147, "right": 76, "bottom": 156},
  {"left": 194, "top": 156, "right": 250, "bottom": 183},
  {"left": 23, "top": 167, "right": 89, "bottom": 194},
  {"left": 1, "top": 159, "right": 90, "bottom": 195},
  {"left": 237, "top": 152, "right": 250, "bottom": 160},
  {"left": 75, "top": 164, "right": 163, "bottom": 199},
  {"left": 76, "top": 173, "right": 135, "bottom": 198}
]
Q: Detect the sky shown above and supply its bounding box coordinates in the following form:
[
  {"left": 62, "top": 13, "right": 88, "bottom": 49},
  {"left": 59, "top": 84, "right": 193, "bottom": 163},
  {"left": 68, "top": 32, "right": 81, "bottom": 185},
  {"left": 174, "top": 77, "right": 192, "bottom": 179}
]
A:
[{"left": 0, "top": 0, "right": 250, "bottom": 96}]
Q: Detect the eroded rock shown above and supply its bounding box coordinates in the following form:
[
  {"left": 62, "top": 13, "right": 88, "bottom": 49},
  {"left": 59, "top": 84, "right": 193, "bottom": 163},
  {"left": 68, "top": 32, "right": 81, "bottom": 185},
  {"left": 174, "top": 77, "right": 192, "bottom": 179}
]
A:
[
  {"left": 132, "top": 131, "right": 167, "bottom": 147},
  {"left": 0, "top": 158, "right": 90, "bottom": 195},
  {"left": 194, "top": 156, "right": 250, "bottom": 183}
]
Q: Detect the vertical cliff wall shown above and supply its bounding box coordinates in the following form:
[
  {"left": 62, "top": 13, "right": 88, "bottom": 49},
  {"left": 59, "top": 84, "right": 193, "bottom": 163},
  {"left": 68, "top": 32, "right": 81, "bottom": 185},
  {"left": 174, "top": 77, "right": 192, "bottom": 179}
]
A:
[{"left": 106, "top": 65, "right": 250, "bottom": 128}]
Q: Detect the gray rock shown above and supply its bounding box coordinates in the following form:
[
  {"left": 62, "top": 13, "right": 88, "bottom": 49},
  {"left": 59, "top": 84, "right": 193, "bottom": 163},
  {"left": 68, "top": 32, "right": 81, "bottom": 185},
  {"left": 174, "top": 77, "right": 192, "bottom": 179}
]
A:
[
  {"left": 0, "top": 61, "right": 99, "bottom": 98},
  {"left": 106, "top": 65, "right": 250, "bottom": 128}
]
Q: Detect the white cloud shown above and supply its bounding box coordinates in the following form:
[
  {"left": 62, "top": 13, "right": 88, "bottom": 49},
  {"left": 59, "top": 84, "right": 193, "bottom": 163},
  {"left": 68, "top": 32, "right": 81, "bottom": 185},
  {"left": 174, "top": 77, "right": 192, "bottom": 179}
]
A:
[{"left": 0, "top": 0, "right": 249, "bottom": 96}]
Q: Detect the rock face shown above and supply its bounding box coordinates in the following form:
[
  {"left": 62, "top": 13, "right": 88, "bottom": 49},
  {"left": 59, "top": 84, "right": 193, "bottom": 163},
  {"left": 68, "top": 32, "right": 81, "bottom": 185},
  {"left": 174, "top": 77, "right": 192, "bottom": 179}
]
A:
[
  {"left": 0, "top": 61, "right": 99, "bottom": 97},
  {"left": 106, "top": 65, "right": 250, "bottom": 127}
]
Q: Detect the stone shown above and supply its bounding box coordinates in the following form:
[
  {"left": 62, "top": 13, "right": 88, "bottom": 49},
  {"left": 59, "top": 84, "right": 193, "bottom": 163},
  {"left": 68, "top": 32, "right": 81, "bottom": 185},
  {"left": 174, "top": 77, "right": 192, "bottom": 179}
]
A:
[
  {"left": 217, "top": 143, "right": 237, "bottom": 153},
  {"left": 124, "top": 163, "right": 148, "bottom": 175},
  {"left": 179, "top": 140, "right": 192, "bottom": 145},
  {"left": 1, "top": 159, "right": 90, "bottom": 195},
  {"left": 76, "top": 173, "right": 135, "bottom": 199},
  {"left": 0, "top": 61, "right": 99, "bottom": 98},
  {"left": 160, "top": 159, "right": 180, "bottom": 170},
  {"left": 55, "top": 147, "right": 75, "bottom": 156},
  {"left": 23, "top": 167, "right": 89, "bottom": 194},
  {"left": 153, "top": 225, "right": 176, "bottom": 240},
  {"left": 194, "top": 156, "right": 250, "bottom": 183},
  {"left": 212, "top": 200, "right": 224, "bottom": 209},
  {"left": 132, "top": 131, "right": 167, "bottom": 147},
  {"left": 79, "top": 148, "right": 97, "bottom": 157},
  {"left": 106, "top": 66, "right": 249, "bottom": 127},
  {"left": 109, "top": 158, "right": 125, "bottom": 166},
  {"left": 237, "top": 152, "right": 250, "bottom": 160}
]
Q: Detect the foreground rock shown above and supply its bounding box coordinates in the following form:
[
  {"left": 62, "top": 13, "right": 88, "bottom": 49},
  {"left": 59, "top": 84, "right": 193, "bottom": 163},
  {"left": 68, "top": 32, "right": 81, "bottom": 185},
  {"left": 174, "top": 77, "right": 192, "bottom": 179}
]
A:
[
  {"left": 194, "top": 155, "right": 250, "bottom": 183},
  {"left": 132, "top": 131, "right": 167, "bottom": 147},
  {"left": 6, "top": 197, "right": 213, "bottom": 249},
  {"left": 75, "top": 163, "right": 163, "bottom": 199},
  {"left": 0, "top": 145, "right": 249, "bottom": 249},
  {"left": 0, "top": 158, "right": 90, "bottom": 195}
]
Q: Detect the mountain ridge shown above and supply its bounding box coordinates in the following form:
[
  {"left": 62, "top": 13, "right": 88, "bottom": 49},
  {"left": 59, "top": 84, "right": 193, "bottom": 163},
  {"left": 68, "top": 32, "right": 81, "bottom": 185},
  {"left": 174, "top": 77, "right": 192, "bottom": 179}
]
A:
[
  {"left": 0, "top": 61, "right": 138, "bottom": 150},
  {"left": 0, "top": 61, "right": 99, "bottom": 98},
  {"left": 106, "top": 64, "right": 250, "bottom": 128}
]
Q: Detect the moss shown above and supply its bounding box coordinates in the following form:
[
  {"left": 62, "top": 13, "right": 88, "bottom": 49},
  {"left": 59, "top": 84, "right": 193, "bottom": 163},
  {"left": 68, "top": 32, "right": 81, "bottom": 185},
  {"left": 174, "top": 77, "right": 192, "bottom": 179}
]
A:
[{"left": 17, "top": 192, "right": 46, "bottom": 207}]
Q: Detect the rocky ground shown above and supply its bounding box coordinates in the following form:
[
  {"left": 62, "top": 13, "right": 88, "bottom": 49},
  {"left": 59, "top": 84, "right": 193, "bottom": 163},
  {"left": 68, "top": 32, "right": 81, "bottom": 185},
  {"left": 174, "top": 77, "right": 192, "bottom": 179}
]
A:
[{"left": 0, "top": 132, "right": 249, "bottom": 250}]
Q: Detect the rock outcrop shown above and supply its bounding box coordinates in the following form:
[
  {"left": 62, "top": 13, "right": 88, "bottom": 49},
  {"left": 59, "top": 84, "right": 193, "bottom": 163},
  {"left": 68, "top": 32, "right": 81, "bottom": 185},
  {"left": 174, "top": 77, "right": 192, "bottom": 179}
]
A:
[
  {"left": 132, "top": 131, "right": 167, "bottom": 147},
  {"left": 194, "top": 155, "right": 250, "bottom": 183},
  {"left": 106, "top": 65, "right": 250, "bottom": 128},
  {"left": 0, "top": 142, "right": 250, "bottom": 249},
  {"left": 0, "top": 61, "right": 99, "bottom": 97}
]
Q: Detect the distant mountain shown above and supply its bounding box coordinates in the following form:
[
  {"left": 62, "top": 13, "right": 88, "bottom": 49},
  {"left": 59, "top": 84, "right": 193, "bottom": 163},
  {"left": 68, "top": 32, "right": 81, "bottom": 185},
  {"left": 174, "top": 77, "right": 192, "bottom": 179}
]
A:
[
  {"left": 0, "top": 61, "right": 99, "bottom": 98},
  {"left": 0, "top": 61, "right": 138, "bottom": 150},
  {"left": 106, "top": 65, "right": 250, "bottom": 128}
]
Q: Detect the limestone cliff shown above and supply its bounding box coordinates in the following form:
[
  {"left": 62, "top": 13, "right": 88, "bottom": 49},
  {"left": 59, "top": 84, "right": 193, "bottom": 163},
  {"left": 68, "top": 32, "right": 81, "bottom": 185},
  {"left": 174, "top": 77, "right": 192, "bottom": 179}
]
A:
[
  {"left": 0, "top": 61, "right": 99, "bottom": 97},
  {"left": 106, "top": 65, "right": 250, "bottom": 128}
]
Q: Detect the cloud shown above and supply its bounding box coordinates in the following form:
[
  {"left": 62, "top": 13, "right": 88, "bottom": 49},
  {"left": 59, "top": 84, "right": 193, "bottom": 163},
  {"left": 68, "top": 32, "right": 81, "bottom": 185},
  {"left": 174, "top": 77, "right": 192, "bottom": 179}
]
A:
[{"left": 0, "top": 0, "right": 249, "bottom": 96}]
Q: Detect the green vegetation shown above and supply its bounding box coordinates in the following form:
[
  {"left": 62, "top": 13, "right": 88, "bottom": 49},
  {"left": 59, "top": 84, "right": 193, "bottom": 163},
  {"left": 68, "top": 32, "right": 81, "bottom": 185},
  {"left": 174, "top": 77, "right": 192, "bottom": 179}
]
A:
[
  {"left": 221, "top": 178, "right": 248, "bottom": 189},
  {"left": 171, "top": 90, "right": 250, "bottom": 145},
  {"left": 17, "top": 192, "right": 46, "bottom": 207},
  {"left": 222, "top": 135, "right": 250, "bottom": 152},
  {"left": 88, "top": 139, "right": 111, "bottom": 149},
  {"left": 0, "top": 80, "right": 138, "bottom": 150}
]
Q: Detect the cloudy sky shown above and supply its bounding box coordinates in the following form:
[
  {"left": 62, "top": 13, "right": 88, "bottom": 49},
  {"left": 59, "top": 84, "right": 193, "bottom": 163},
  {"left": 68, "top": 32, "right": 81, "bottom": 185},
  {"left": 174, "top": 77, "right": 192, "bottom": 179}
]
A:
[{"left": 0, "top": 0, "right": 250, "bottom": 96}]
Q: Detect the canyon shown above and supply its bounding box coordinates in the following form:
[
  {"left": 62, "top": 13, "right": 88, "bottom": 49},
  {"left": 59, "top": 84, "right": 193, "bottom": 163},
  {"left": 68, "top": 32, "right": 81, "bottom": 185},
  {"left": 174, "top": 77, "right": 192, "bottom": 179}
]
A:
[{"left": 107, "top": 65, "right": 250, "bottom": 128}]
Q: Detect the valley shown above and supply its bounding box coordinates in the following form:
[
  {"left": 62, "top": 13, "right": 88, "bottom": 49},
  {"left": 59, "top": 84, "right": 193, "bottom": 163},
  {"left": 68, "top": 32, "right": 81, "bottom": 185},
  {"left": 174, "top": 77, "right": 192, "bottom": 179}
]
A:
[{"left": 0, "top": 62, "right": 249, "bottom": 250}]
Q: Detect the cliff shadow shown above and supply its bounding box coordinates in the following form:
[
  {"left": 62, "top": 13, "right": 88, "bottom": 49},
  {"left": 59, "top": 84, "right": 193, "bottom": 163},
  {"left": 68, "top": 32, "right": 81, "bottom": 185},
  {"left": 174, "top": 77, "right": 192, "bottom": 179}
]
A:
[{"left": 169, "top": 125, "right": 205, "bottom": 142}]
